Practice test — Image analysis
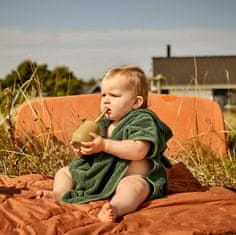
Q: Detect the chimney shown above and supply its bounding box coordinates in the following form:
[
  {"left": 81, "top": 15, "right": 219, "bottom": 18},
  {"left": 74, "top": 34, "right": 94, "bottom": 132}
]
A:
[{"left": 167, "top": 44, "right": 171, "bottom": 58}]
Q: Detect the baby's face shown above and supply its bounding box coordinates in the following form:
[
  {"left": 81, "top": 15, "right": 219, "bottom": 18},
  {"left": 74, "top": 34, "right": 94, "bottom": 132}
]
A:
[{"left": 100, "top": 75, "right": 137, "bottom": 122}]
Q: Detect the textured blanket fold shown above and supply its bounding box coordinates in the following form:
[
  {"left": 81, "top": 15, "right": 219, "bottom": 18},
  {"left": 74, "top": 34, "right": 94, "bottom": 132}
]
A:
[{"left": 62, "top": 109, "right": 172, "bottom": 204}]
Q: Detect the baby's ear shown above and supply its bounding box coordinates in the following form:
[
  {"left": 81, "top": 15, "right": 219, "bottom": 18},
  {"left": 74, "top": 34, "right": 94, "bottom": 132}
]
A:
[{"left": 133, "top": 96, "right": 144, "bottom": 109}]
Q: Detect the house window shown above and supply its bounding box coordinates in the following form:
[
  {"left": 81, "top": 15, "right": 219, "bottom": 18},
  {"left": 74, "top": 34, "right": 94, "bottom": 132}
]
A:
[
  {"left": 161, "top": 89, "right": 169, "bottom": 94},
  {"left": 213, "top": 89, "right": 236, "bottom": 110}
]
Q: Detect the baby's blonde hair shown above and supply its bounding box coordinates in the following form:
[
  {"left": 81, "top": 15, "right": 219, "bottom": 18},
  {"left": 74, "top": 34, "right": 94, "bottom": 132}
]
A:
[{"left": 102, "top": 65, "right": 148, "bottom": 108}]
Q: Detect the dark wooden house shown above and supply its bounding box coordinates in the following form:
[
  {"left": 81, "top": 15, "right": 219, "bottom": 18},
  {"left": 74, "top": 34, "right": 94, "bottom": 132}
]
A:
[{"left": 151, "top": 52, "right": 236, "bottom": 110}]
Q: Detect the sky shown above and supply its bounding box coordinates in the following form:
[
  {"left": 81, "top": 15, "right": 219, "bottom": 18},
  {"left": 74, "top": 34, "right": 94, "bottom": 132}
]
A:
[{"left": 0, "top": 0, "right": 236, "bottom": 80}]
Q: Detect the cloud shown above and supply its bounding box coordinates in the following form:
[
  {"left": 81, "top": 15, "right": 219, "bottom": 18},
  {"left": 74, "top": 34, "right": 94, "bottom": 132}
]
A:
[{"left": 0, "top": 28, "right": 236, "bottom": 79}]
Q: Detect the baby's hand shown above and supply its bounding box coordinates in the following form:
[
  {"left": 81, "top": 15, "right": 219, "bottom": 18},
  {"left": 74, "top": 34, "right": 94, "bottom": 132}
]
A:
[
  {"left": 79, "top": 132, "right": 104, "bottom": 155},
  {"left": 70, "top": 141, "right": 82, "bottom": 157}
]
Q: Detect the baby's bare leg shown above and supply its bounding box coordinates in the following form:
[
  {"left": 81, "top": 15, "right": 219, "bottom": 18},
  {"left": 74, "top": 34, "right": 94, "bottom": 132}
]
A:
[
  {"left": 98, "top": 175, "right": 150, "bottom": 222},
  {"left": 36, "top": 166, "right": 74, "bottom": 202}
]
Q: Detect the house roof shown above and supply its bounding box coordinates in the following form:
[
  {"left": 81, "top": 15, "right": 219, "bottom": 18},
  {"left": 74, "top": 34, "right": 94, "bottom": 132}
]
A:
[{"left": 152, "top": 55, "right": 236, "bottom": 86}]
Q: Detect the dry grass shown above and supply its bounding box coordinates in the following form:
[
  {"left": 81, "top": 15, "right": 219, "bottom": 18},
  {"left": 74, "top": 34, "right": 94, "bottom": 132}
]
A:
[
  {"left": 0, "top": 76, "right": 235, "bottom": 189},
  {"left": 181, "top": 146, "right": 236, "bottom": 190},
  {"left": 224, "top": 111, "right": 236, "bottom": 150},
  {"left": 0, "top": 104, "right": 235, "bottom": 190},
  {"left": 0, "top": 124, "right": 74, "bottom": 177},
  {"left": 175, "top": 111, "right": 236, "bottom": 190},
  {"left": 0, "top": 76, "right": 75, "bottom": 177}
]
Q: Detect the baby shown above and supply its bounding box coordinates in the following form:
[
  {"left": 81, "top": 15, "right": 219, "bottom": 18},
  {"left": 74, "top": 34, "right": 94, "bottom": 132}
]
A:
[{"left": 36, "top": 65, "right": 172, "bottom": 222}]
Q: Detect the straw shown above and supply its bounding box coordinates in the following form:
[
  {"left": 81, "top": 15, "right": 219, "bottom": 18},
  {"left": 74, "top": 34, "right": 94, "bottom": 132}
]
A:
[{"left": 95, "top": 108, "right": 108, "bottom": 123}]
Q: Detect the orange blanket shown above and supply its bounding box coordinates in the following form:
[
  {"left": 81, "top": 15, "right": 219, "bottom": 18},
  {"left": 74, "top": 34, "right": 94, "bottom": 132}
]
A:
[{"left": 0, "top": 163, "right": 235, "bottom": 235}]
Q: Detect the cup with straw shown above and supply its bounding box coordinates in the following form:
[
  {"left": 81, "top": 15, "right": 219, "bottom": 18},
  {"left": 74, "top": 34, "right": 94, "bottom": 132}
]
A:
[{"left": 71, "top": 108, "right": 108, "bottom": 148}]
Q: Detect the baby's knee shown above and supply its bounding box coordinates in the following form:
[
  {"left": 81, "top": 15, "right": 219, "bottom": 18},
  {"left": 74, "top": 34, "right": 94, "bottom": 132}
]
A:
[{"left": 118, "top": 175, "right": 150, "bottom": 194}]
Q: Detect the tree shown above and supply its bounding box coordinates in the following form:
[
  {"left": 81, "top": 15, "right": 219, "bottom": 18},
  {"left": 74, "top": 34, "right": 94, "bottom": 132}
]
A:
[
  {"left": 0, "top": 60, "right": 84, "bottom": 97},
  {"left": 1, "top": 60, "right": 48, "bottom": 97},
  {"left": 0, "top": 59, "right": 98, "bottom": 114},
  {"left": 46, "top": 66, "right": 82, "bottom": 96}
]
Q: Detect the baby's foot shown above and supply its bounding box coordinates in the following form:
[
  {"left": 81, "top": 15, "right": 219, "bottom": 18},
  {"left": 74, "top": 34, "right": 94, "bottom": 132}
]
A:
[
  {"left": 98, "top": 202, "right": 117, "bottom": 222},
  {"left": 35, "top": 190, "right": 59, "bottom": 202}
]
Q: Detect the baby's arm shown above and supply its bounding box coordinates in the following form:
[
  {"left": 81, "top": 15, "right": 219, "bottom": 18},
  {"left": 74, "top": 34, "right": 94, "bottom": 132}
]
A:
[
  {"left": 104, "top": 138, "right": 150, "bottom": 160},
  {"left": 79, "top": 133, "right": 150, "bottom": 161}
]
